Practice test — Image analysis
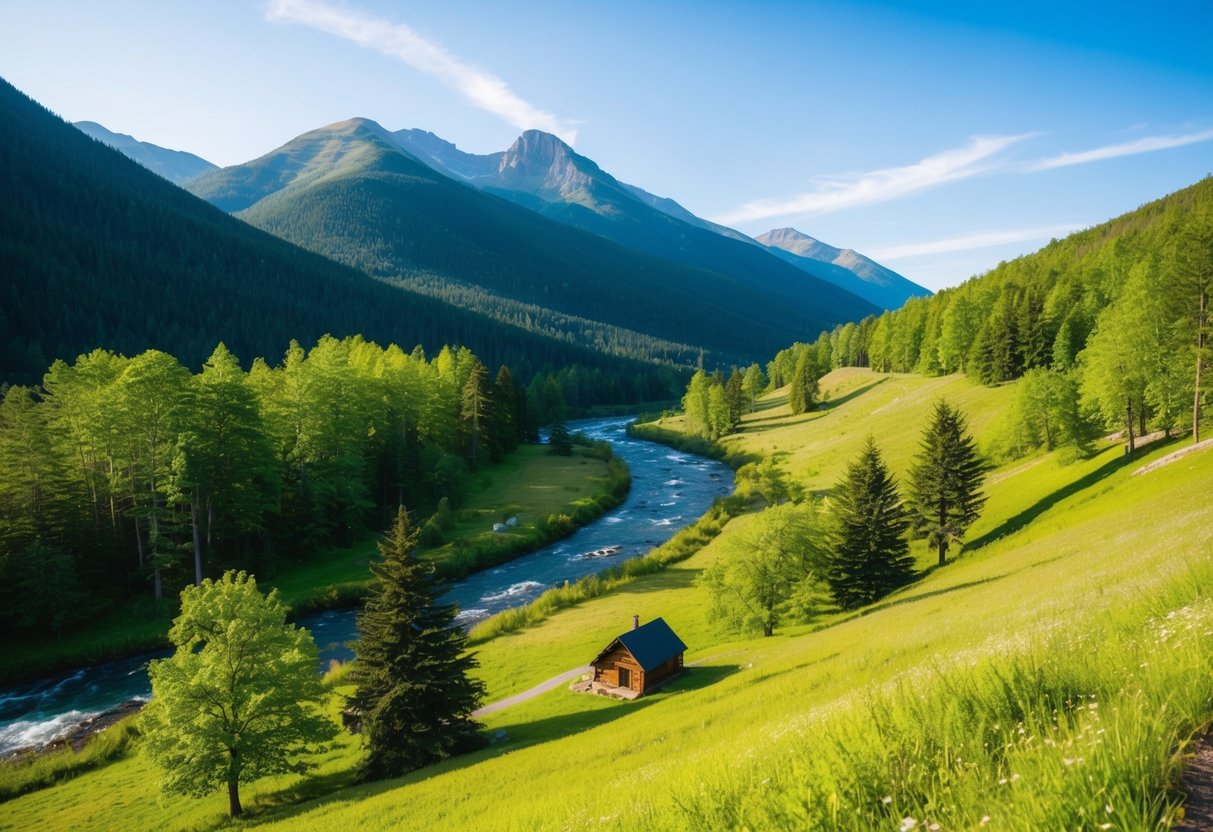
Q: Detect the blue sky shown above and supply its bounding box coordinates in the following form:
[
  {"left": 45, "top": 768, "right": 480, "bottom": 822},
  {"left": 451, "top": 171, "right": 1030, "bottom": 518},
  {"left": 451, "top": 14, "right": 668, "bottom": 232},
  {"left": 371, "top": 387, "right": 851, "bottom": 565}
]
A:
[{"left": 2, "top": 0, "right": 1211, "bottom": 290}]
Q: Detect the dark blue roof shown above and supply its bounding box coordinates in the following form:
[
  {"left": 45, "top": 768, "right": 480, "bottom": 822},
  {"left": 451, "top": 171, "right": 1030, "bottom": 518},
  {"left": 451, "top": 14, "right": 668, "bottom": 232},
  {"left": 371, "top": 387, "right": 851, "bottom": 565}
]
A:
[{"left": 596, "top": 617, "right": 686, "bottom": 672}]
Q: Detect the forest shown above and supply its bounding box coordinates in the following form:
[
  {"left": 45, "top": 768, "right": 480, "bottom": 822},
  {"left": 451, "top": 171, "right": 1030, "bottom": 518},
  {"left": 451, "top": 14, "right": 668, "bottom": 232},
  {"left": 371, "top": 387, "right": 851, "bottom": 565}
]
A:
[
  {"left": 690, "top": 178, "right": 1212, "bottom": 456},
  {"left": 0, "top": 335, "right": 547, "bottom": 635},
  {"left": 0, "top": 77, "right": 683, "bottom": 408}
]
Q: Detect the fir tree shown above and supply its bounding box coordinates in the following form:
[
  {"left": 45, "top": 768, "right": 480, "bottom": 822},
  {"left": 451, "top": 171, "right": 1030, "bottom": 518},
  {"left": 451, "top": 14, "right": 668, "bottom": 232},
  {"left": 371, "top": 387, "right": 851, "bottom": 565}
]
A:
[
  {"left": 349, "top": 508, "right": 486, "bottom": 782},
  {"left": 827, "top": 437, "right": 914, "bottom": 610},
  {"left": 908, "top": 401, "right": 987, "bottom": 566}
]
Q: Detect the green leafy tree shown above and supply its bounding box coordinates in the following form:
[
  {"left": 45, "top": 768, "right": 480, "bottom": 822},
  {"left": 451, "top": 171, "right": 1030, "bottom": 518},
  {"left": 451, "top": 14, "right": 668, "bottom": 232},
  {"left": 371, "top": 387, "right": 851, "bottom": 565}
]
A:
[
  {"left": 996, "top": 368, "right": 1087, "bottom": 458},
  {"left": 1171, "top": 212, "right": 1212, "bottom": 443},
  {"left": 700, "top": 502, "right": 827, "bottom": 636},
  {"left": 787, "top": 351, "right": 819, "bottom": 415},
  {"left": 908, "top": 401, "right": 987, "bottom": 566},
  {"left": 141, "top": 571, "right": 335, "bottom": 817},
  {"left": 827, "top": 438, "right": 913, "bottom": 609},
  {"left": 115, "top": 350, "right": 191, "bottom": 599},
  {"left": 741, "top": 363, "right": 767, "bottom": 411},
  {"left": 682, "top": 369, "right": 711, "bottom": 437},
  {"left": 349, "top": 508, "right": 486, "bottom": 781},
  {"left": 171, "top": 344, "right": 277, "bottom": 585},
  {"left": 460, "top": 361, "right": 492, "bottom": 469}
]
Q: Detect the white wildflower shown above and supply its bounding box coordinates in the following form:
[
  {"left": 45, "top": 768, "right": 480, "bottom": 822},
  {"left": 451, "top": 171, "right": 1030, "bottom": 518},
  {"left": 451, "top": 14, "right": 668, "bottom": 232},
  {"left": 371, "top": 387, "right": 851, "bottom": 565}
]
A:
[{"left": 900, "top": 817, "right": 918, "bottom": 831}]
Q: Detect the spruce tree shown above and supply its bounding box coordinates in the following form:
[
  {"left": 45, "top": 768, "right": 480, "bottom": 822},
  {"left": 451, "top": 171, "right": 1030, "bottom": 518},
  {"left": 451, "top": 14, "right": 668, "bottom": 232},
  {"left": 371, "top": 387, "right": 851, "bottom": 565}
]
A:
[
  {"left": 827, "top": 437, "right": 914, "bottom": 609},
  {"left": 349, "top": 507, "right": 486, "bottom": 782},
  {"left": 908, "top": 401, "right": 987, "bottom": 566}
]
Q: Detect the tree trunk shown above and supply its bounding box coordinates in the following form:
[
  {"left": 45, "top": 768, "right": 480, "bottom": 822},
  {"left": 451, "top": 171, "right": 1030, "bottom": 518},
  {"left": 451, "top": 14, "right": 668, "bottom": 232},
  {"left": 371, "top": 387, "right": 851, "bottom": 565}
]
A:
[
  {"left": 191, "top": 497, "right": 203, "bottom": 586},
  {"left": 938, "top": 538, "right": 947, "bottom": 567},
  {"left": 763, "top": 622, "right": 773, "bottom": 637},
  {"left": 1125, "top": 398, "right": 1136, "bottom": 454},
  {"left": 1195, "top": 288, "right": 1206, "bottom": 445},
  {"left": 228, "top": 777, "right": 242, "bottom": 817}
]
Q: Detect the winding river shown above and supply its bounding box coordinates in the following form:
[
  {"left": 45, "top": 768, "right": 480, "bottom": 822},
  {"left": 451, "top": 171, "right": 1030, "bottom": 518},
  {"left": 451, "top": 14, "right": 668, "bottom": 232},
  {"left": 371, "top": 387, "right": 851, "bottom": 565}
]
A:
[{"left": 0, "top": 416, "right": 732, "bottom": 755}]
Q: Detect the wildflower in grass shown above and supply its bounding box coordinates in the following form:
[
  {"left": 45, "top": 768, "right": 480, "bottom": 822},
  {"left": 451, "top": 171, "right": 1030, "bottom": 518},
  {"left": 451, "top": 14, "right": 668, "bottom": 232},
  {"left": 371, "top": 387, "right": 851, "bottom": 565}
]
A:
[{"left": 900, "top": 817, "right": 918, "bottom": 831}]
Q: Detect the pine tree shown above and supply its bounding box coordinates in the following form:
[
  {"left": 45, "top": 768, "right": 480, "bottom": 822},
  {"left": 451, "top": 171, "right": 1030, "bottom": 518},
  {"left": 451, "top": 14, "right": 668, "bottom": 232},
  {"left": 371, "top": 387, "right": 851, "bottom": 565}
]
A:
[
  {"left": 908, "top": 401, "right": 987, "bottom": 566},
  {"left": 349, "top": 507, "right": 486, "bottom": 782},
  {"left": 460, "top": 362, "right": 492, "bottom": 470},
  {"left": 827, "top": 437, "right": 914, "bottom": 610}
]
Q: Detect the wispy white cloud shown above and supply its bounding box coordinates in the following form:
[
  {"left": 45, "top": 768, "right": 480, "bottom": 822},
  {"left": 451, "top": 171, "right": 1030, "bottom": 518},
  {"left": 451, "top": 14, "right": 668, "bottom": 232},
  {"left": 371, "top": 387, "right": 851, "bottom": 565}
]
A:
[
  {"left": 1029, "top": 127, "right": 1213, "bottom": 171},
  {"left": 869, "top": 223, "right": 1085, "bottom": 260},
  {"left": 266, "top": 0, "right": 577, "bottom": 144},
  {"left": 712, "top": 134, "right": 1033, "bottom": 226}
]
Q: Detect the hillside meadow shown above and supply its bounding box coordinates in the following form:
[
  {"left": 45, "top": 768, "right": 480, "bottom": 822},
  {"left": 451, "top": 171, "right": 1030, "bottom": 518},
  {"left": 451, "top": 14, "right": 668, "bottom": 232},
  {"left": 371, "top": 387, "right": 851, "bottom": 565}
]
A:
[{"left": 4, "top": 369, "right": 1212, "bottom": 830}]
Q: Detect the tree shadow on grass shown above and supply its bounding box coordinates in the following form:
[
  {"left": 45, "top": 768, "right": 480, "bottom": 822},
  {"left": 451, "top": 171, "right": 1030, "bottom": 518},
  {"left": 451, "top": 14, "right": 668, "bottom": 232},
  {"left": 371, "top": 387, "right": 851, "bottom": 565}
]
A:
[
  {"left": 962, "top": 451, "right": 1130, "bottom": 554},
  {"left": 821, "top": 376, "right": 888, "bottom": 412},
  {"left": 249, "top": 666, "right": 740, "bottom": 826}
]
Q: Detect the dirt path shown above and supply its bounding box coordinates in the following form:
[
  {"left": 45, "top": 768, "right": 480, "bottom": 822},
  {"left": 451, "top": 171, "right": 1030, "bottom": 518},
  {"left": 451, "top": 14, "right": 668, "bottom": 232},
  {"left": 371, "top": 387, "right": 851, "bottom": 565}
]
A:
[
  {"left": 1175, "top": 733, "right": 1213, "bottom": 830},
  {"left": 1133, "top": 437, "right": 1213, "bottom": 477},
  {"left": 473, "top": 665, "right": 591, "bottom": 717}
]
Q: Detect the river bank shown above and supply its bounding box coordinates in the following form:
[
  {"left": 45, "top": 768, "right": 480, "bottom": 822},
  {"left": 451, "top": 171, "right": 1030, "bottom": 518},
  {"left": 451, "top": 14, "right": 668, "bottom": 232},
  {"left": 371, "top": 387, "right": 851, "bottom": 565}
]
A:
[
  {"left": 0, "top": 442, "right": 626, "bottom": 690},
  {"left": 0, "top": 417, "right": 732, "bottom": 757}
]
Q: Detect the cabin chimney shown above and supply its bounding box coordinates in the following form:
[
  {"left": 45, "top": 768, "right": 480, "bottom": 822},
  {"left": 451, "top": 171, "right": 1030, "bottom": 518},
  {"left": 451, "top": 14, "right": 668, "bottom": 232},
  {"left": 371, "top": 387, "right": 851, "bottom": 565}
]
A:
[{"left": 632, "top": 614, "right": 639, "bottom": 630}]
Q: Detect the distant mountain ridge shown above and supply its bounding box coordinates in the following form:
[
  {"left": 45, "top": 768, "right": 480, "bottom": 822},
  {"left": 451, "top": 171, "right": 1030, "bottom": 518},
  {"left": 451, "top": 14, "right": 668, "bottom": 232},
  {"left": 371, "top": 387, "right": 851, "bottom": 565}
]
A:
[
  {"left": 757, "top": 227, "right": 931, "bottom": 309},
  {"left": 390, "top": 127, "right": 927, "bottom": 309},
  {"left": 1, "top": 77, "right": 678, "bottom": 401},
  {"left": 73, "top": 120, "right": 217, "bottom": 184},
  {"left": 187, "top": 118, "right": 879, "bottom": 367}
]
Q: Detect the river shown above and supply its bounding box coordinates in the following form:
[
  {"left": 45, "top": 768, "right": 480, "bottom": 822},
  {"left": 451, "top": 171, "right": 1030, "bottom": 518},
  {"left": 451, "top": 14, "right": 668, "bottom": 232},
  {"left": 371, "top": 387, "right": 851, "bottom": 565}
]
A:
[{"left": 0, "top": 416, "right": 732, "bottom": 755}]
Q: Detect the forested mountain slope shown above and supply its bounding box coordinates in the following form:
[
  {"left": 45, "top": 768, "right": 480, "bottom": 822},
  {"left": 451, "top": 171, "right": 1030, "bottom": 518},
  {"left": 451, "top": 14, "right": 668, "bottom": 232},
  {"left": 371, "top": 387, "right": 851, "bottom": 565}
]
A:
[
  {"left": 188, "top": 119, "right": 878, "bottom": 366},
  {"left": 0, "top": 78, "right": 678, "bottom": 402},
  {"left": 393, "top": 127, "right": 923, "bottom": 310},
  {"left": 817, "top": 177, "right": 1212, "bottom": 449}
]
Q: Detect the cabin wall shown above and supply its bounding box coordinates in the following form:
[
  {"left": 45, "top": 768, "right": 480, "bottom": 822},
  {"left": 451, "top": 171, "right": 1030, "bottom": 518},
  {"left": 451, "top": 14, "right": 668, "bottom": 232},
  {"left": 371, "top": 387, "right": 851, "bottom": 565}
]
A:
[
  {"left": 592, "top": 646, "right": 643, "bottom": 691},
  {"left": 642, "top": 654, "right": 684, "bottom": 691}
]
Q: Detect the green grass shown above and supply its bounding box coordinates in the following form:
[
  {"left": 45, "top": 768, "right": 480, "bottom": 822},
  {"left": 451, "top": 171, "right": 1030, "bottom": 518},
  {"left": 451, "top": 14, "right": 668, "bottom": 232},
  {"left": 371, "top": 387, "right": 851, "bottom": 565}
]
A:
[
  {"left": 7, "top": 369, "right": 1213, "bottom": 830},
  {"left": 0, "top": 445, "right": 620, "bottom": 686}
]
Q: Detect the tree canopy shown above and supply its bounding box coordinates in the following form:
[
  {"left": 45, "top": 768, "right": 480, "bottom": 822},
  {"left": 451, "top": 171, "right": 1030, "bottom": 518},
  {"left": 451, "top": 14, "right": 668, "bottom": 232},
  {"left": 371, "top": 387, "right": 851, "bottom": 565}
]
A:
[{"left": 141, "top": 571, "right": 335, "bottom": 817}]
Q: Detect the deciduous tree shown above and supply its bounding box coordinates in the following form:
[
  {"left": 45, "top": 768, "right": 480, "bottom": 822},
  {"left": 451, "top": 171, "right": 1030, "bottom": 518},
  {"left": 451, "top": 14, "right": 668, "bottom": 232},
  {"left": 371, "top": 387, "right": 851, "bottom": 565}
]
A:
[{"left": 142, "top": 571, "right": 335, "bottom": 817}]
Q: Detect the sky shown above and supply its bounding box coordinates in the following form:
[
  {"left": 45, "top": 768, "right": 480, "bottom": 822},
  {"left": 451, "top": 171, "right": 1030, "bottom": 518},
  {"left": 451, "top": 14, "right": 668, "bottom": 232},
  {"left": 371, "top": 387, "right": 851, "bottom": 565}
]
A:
[{"left": 2, "top": 0, "right": 1212, "bottom": 291}]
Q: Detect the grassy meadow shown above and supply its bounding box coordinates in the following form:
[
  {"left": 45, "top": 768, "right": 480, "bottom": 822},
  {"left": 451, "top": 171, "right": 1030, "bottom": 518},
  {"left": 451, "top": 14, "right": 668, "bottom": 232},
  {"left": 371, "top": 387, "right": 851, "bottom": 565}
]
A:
[{"left": 5, "top": 369, "right": 1213, "bottom": 830}]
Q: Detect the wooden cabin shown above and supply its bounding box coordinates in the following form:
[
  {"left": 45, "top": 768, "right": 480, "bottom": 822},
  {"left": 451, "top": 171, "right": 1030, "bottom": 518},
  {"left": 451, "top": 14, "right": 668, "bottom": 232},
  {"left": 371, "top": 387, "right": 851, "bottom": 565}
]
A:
[{"left": 590, "top": 616, "right": 686, "bottom": 699}]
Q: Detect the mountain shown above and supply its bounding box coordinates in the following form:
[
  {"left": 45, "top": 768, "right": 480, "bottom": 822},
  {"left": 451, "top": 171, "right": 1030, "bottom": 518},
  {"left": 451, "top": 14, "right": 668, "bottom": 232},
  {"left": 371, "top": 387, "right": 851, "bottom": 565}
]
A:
[
  {"left": 390, "top": 128, "right": 892, "bottom": 310},
  {"left": 0, "top": 78, "right": 679, "bottom": 402},
  {"left": 188, "top": 120, "right": 879, "bottom": 368},
  {"left": 73, "top": 120, "right": 217, "bottom": 184},
  {"left": 757, "top": 227, "right": 930, "bottom": 309}
]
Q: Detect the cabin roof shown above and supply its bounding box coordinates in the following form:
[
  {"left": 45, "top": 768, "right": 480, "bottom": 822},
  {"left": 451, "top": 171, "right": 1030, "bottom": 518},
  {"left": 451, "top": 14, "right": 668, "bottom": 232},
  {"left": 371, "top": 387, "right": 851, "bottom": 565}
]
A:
[{"left": 593, "top": 617, "right": 687, "bottom": 673}]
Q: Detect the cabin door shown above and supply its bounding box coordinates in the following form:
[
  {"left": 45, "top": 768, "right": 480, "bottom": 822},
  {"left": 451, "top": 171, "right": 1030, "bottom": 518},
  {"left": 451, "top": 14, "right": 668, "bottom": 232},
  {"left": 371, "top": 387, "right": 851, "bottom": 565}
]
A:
[{"left": 617, "top": 667, "right": 631, "bottom": 689}]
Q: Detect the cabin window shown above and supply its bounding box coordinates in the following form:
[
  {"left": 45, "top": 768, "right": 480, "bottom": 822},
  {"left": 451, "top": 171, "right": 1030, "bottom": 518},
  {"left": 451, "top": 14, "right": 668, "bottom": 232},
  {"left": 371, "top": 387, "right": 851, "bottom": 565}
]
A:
[{"left": 617, "top": 667, "right": 631, "bottom": 689}]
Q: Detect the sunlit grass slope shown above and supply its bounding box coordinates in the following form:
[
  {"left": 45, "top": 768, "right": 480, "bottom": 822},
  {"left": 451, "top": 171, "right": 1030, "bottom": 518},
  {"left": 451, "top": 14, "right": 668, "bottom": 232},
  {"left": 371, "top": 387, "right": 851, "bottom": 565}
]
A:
[{"left": 6, "top": 370, "right": 1212, "bottom": 830}]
